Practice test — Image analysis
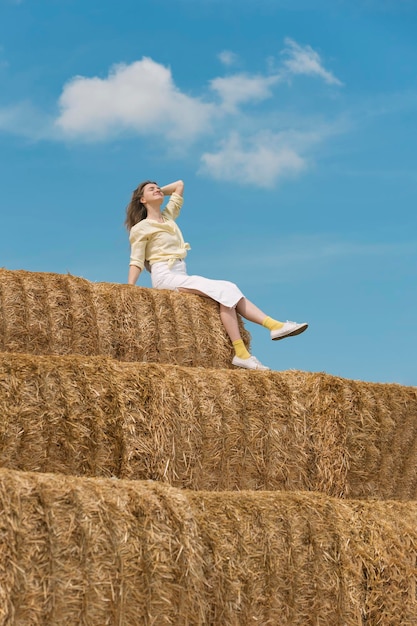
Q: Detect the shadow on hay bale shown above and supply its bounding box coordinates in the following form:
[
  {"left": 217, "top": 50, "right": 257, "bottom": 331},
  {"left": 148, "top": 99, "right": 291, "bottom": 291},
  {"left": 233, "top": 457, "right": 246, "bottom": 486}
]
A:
[
  {"left": 0, "top": 467, "right": 416, "bottom": 626},
  {"left": 0, "top": 268, "right": 249, "bottom": 368},
  {"left": 1, "top": 352, "right": 416, "bottom": 500}
]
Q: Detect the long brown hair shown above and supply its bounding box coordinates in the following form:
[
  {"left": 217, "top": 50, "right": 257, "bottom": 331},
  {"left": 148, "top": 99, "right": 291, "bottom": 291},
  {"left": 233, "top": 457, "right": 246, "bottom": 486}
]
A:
[{"left": 124, "top": 180, "right": 156, "bottom": 230}]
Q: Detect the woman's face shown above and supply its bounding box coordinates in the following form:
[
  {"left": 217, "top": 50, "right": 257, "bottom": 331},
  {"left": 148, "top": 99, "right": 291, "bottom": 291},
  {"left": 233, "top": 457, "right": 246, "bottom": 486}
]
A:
[{"left": 140, "top": 183, "right": 164, "bottom": 205}]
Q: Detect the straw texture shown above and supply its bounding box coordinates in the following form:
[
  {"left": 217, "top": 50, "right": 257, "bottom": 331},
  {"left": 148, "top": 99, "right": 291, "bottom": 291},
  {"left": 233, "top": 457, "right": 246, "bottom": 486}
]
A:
[
  {"left": 0, "top": 268, "right": 250, "bottom": 368},
  {"left": 2, "top": 267, "right": 417, "bottom": 625},
  {"left": 0, "top": 467, "right": 416, "bottom": 626},
  {"left": 1, "top": 352, "right": 416, "bottom": 499}
]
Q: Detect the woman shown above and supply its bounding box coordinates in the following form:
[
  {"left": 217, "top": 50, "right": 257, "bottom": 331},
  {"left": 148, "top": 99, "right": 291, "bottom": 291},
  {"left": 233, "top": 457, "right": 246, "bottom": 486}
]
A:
[{"left": 126, "top": 179, "right": 308, "bottom": 370}]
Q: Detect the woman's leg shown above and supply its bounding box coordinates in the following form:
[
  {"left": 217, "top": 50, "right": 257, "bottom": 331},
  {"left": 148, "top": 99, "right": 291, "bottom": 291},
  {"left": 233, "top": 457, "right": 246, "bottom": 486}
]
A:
[
  {"left": 236, "top": 296, "right": 308, "bottom": 340},
  {"left": 236, "top": 297, "right": 269, "bottom": 325},
  {"left": 219, "top": 304, "right": 242, "bottom": 342}
]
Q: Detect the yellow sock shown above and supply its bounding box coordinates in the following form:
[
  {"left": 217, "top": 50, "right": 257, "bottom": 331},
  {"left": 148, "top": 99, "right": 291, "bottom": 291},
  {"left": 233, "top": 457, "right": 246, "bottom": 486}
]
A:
[
  {"left": 262, "top": 316, "right": 284, "bottom": 331},
  {"left": 232, "top": 339, "right": 250, "bottom": 360}
]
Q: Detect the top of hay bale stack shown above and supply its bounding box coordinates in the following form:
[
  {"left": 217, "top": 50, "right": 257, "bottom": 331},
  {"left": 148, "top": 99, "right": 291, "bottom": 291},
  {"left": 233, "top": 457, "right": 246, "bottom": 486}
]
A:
[{"left": 0, "top": 268, "right": 250, "bottom": 368}]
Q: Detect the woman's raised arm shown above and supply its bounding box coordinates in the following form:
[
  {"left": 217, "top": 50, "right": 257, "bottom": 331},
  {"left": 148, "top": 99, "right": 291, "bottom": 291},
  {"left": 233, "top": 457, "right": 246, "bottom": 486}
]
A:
[{"left": 160, "top": 180, "right": 184, "bottom": 197}]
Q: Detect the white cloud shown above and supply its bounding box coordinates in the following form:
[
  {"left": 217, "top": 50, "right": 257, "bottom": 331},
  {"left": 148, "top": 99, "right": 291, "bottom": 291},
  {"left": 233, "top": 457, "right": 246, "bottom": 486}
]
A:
[
  {"left": 55, "top": 40, "right": 342, "bottom": 142},
  {"left": 281, "top": 38, "right": 343, "bottom": 86},
  {"left": 210, "top": 73, "right": 279, "bottom": 111},
  {"left": 200, "top": 131, "right": 307, "bottom": 187},
  {"left": 55, "top": 57, "right": 215, "bottom": 141},
  {"left": 211, "top": 38, "right": 342, "bottom": 111},
  {"left": 0, "top": 42, "right": 345, "bottom": 189},
  {"left": 218, "top": 50, "right": 239, "bottom": 67}
]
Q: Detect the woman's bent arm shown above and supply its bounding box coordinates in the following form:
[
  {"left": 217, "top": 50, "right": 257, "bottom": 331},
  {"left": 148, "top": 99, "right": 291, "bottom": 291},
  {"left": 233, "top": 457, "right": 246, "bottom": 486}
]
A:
[
  {"left": 128, "top": 265, "right": 142, "bottom": 285},
  {"left": 160, "top": 180, "right": 184, "bottom": 197}
]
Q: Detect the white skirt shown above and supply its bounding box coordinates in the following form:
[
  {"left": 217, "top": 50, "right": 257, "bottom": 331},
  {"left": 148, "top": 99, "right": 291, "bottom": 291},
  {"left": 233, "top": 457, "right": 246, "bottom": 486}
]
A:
[{"left": 150, "top": 260, "right": 244, "bottom": 308}]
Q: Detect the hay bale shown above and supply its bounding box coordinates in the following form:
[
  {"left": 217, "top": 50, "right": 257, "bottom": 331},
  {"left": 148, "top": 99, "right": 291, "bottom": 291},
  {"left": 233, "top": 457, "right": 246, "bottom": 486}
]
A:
[
  {"left": 0, "top": 467, "right": 416, "bottom": 625},
  {"left": 0, "top": 268, "right": 250, "bottom": 368},
  {"left": 1, "top": 352, "right": 416, "bottom": 499}
]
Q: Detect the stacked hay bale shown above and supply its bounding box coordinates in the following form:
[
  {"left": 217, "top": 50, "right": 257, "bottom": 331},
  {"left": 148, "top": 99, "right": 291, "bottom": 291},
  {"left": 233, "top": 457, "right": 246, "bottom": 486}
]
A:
[
  {"left": 1, "top": 352, "right": 417, "bottom": 499},
  {"left": 0, "top": 268, "right": 248, "bottom": 367},
  {"left": 0, "top": 268, "right": 416, "bottom": 624},
  {"left": 1, "top": 469, "right": 417, "bottom": 625}
]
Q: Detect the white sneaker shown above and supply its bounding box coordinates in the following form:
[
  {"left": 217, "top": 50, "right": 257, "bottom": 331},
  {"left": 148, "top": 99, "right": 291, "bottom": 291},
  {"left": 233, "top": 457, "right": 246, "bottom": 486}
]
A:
[
  {"left": 232, "top": 355, "right": 270, "bottom": 370},
  {"left": 271, "top": 321, "right": 308, "bottom": 341}
]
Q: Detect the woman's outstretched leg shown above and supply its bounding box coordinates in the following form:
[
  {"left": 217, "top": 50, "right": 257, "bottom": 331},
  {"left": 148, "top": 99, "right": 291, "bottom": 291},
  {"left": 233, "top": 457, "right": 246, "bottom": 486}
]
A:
[
  {"left": 236, "top": 297, "right": 308, "bottom": 340},
  {"left": 236, "top": 298, "right": 273, "bottom": 325}
]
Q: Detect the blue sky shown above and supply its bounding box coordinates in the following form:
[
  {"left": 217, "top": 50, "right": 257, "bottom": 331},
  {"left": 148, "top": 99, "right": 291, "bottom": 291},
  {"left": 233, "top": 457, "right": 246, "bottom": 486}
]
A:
[{"left": 1, "top": 0, "right": 416, "bottom": 385}]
